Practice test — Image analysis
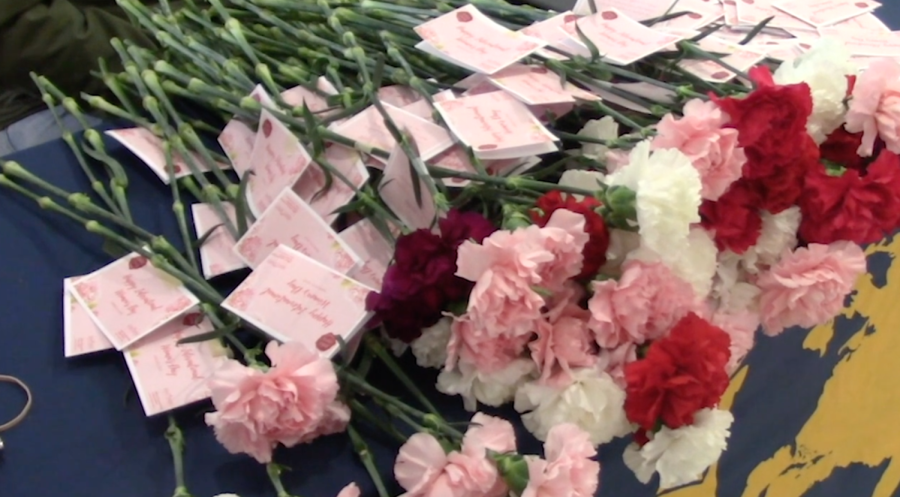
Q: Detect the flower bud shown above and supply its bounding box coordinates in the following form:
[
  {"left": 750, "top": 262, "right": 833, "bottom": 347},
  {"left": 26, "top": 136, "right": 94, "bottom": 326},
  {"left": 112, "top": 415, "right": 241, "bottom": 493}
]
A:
[{"left": 492, "top": 453, "right": 529, "bottom": 496}]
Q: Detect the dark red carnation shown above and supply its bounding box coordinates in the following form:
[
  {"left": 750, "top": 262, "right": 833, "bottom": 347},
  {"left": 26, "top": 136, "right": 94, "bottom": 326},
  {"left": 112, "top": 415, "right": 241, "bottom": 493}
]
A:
[
  {"left": 700, "top": 181, "right": 763, "bottom": 253},
  {"left": 624, "top": 312, "right": 731, "bottom": 431},
  {"left": 820, "top": 127, "right": 866, "bottom": 171},
  {"left": 366, "top": 210, "right": 497, "bottom": 342},
  {"left": 531, "top": 190, "right": 610, "bottom": 279},
  {"left": 799, "top": 150, "right": 900, "bottom": 245},
  {"left": 713, "top": 70, "right": 816, "bottom": 212}
]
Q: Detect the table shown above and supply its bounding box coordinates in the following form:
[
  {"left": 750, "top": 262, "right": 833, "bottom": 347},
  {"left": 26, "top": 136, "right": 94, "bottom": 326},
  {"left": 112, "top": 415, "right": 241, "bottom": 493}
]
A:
[{"left": 3, "top": 9, "right": 900, "bottom": 497}]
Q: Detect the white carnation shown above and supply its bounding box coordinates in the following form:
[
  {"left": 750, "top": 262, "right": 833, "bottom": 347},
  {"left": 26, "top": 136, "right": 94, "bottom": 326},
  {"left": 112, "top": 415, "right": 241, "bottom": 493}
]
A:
[
  {"left": 607, "top": 141, "right": 702, "bottom": 259},
  {"left": 437, "top": 358, "right": 535, "bottom": 412},
  {"left": 559, "top": 169, "right": 606, "bottom": 199},
  {"left": 739, "top": 207, "right": 801, "bottom": 273},
  {"left": 601, "top": 228, "right": 642, "bottom": 276},
  {"left": 711, "top": 253, "right": 761, "bottom": 313},
  {"left": 773, "top": 38, "right": 857, "bottom": 143},
  {"left": 577, "top": 116, "right": 619, "bottom": 159},
  {"left": 411, "top": 318, "right": 452, "bottom": 369},
  {"left": 514, "top": 368, "right": 631, "bottom": 446},
  {"left": 628, "top": 227, "right": 718, "bottom": 299},
  {"left": 623, "top": 408, "right": 734, "bottom": 490}
]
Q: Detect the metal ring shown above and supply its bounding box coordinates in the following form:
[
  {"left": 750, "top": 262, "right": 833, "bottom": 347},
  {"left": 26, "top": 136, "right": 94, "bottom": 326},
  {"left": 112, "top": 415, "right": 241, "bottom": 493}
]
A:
[{"left": 0, "top": 375, "right": 33, "bottom": 436}]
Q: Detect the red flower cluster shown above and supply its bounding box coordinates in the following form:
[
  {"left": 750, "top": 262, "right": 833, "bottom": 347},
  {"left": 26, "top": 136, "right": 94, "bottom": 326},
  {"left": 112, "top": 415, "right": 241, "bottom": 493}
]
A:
[
  {"left": 531, "top": 190, "right": 610, "bottom": 279},
  {"left": 366, "top": 210, "right": 496, "bottom": 343},
  {"left": 623, "top": 313, "right": 731, "bottom": 431},
  {"left": 800, "top": 149, "right": 900, "bottom": 245},
  {"left": 703, "top": 67, "right": 819, "bottom": 253}
]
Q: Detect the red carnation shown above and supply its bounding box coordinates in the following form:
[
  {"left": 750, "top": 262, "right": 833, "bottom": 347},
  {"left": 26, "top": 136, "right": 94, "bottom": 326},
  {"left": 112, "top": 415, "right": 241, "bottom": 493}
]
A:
[
  {"left": 700, "top": 180, "right": 763, "bottom": 253},
  {"left": 820, "top": 127, "right": 866, "bottom": 171},
  {"left": 531, "top": 190, "right": 610, "bottom": 279},
  {"left": 799, "top": 150, "right": 900, "bottom": 245},
  {"left": 714, "top": 67, "right": 816, "bottom": 213},
  {"left": 624, "top": 312, "right": 731, "bottom": 431}
]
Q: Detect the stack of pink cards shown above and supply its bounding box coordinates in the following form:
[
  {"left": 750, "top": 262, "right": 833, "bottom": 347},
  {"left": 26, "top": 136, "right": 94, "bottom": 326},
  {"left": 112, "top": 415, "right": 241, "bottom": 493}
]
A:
[
  {"left": 339, "top": 218, "right": 394, "bottom": 290},
  {"left": 63, "top": 277, "right": 114, "bottom": 358},
  {"left": 222, "top": 245, "right": 374, "bottom": 356},
  {"left": 558, "top": 9, "right": 687, "bottom": 65},
  {"left": 330, "top": 104, "right": 455, "bottom": 164},
  {"left": 123, "top": 310, "right": 219, "bottom": 416},
  {"left": 191, "top": 203, "right": 247, "bottom": 279},
  {"left": 773, "top": 0, "right": 880, "bottom": 28},
  {"left": 292, "top": 144, "right": 370, "bottom": 225},
  {"left": 106, "top": 128, "right": 231, "bottom": 184},
  {"left": 519, "top": 12, "right": 580, "bottom": 60},
  {"left": 379, "top": 145, "right": 437, "bottom": 230},
  {"left": 680, "top": 37, "right": 767, "bottom": 82},
  {"left": 68, "top": 252, "right": 201, "bottom": 350},
  {"left": 434, "top": 90, "right": 558, "bottom": 160},
  {"left": 414, "top": 5, "right": 546, "bottom": 74},
  {"left": 233, "top": 188, "right": 361, "bottom": 272},
  {"left": 246, "top": 109, "right": 315, "bottom": 216}
]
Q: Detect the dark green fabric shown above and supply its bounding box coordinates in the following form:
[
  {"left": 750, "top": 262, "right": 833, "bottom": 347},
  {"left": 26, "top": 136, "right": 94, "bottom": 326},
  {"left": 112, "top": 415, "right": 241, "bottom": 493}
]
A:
[{"left": 0, "top": 0, "right": 156, "bottom": 129}]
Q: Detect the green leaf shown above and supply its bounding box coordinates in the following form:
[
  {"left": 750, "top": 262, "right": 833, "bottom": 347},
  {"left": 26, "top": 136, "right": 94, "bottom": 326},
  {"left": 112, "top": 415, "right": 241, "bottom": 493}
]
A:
[
  {"left": 235, "top": 170, "right": 255, "bottom": 236},
  {"left": 193, "top": 223, "right": 223, "bottom": 250},
  {"left": 177, "top": 322, "right": 239, "bottom": 345},
  {"left": 103, "top": 238, "right": 129, "bottom": 258},
  {"left": 739, "top": 16, "right": 775, "bottom": 45},
  {"left": 574, "top": 22, "right": 601, "bottom": 62}
]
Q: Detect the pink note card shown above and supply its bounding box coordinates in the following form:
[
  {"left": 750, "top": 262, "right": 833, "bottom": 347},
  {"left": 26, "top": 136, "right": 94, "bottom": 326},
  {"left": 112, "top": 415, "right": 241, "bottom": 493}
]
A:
[
  {"left": 817, "top": 28, "right": 900, "bottom": 56},
  {"left": 735, "top": 0, "right": 812, "bottom": 31},
  {"left": 572, "top": 0, "right": 670, "bottom": 20},
  {"left": 221, "top": 245, "right": 373, "bottom": 356},
  {"left": 379, "top": 145, "right": 437, "bottom": 231},
  {"left": 488, "top": 64, "right": 575, "bottom": 105},
  {"left": 339, "top": 219, "right": 394, "bottom": 290},
  {"left": 105, "top": 128, "right": 230, "bottom": 185},
  {"left": 281, "top": 76, "right": 339, "bottom": 113},
  {"left": 218, "top": 119, "right": 256, "bottom": 175},
  {"left": 560, "top": 9, "right": 685, "bottom": 65},
  {"left": 378, "top": 85, "right": 423, "bottom": 107},
  {"left": 429, "top": 145, "right": 478, "bottom": 188},
  {"left": 123, "top": 310, "right": 218, "bottom": 416},
  {"left": 234, "top": 188, "right": 361, "bottom": 272},
  {"left": 70, "top": 253, "right": 200, "bottom": 350},
  {"left": 250, "top": 84, "right": 276, "bottom": 108},
  {"left": 680, "top": 37, "right": 766, "bottom": 82},
  {"left": 330, "top": 104, "right": 455, "bottom": 163},
  {"left": 63, "top": 277, "right": 114, "bottom": 358},
  {"left": 414, "top": 4, "right": 546, "bottom": 74},
  {"left": 191, "top": 202, "right": 247, "bottom": 279},
  {"left": 652, "top": 1, "right": 724, "bottom": 31},
  {"left": 434, "top": 90, "right": 558, "bottom": 160},
  {"left": 293, "top": 144, "right": 370, "bottom": 225},
  {"left": 247, "top": 109, "right": 313, "bottom": 217},
  {"left": 773, "top": 0, "right": 879, "bottom": 28},
  {"left": 829, "top": 11, "right": 890, "bottom": 33},
  {"left": 520, "top": 12, "right": 580, "bottom": 59}
]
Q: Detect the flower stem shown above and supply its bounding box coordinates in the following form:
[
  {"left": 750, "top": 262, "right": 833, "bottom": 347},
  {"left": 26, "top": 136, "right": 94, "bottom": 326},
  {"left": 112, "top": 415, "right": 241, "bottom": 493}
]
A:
[
  {"left": 266, "top": 463, "right": 299, "bottom": 497},
  {"left": 347, "top": 399, "right": 407, "bottom": 444},
  {"left": 364, "top": 334, "right": 439, "bottom": 415},
  {"left": 165, "top": 416, "right": 193, "bottom": 497},
  {"left": 348, "top": 425, "right": 390, "bottom": 497}
]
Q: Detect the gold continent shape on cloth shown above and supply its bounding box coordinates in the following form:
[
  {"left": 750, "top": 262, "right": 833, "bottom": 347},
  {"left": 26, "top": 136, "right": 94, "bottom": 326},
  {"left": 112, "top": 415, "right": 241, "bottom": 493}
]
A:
[{"left": 665, "top": 236, "right": 900, "bottom": 497}]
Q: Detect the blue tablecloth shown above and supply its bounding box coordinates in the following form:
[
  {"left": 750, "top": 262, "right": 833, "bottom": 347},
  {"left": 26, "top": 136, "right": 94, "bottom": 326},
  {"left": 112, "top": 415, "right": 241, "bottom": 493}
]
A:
[{"left": 3, "top": 7, "right": 900, "bottom": 497}]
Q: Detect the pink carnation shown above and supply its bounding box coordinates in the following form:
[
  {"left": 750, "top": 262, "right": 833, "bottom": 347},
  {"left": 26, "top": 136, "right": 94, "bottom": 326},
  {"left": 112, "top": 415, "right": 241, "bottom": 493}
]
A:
[
  {"left": 522, "top": 423, "right": 600, "bottom": 497},
  {"left": 758, "top": 242, "right": 866, "bottom": 335},
  {"left": 530, "top": 294, "right": 597, "bottom": 385},
  {"left": 446, "top": 315, "right": 532, "bottom": 374},
  {"left": 457, "top": 209, "right": 588, "bottom": 291},
  {"left": 588, "top": 259, "right": 699, "bottom": 349},
  {"left": 596, "top": 342, "right": 637, "bottom": 388},
  {"left": 709, "top": 309, "right": 759, "bottom": 374},
  {"left": 336, "top": 483, "right": 361, "bottom": 497},
  {"left": 395, "top": 413, "right": 516, "bottom": 497},
  {"left": 652, "top": 99, "right": 746, "bottom": 200},
  {"left": 846, "top": 58, "right": 900, "bottom": 156},
  {"left": 456, "top": 210, "right": 588, "bottom": 338},
  {"left": 204, "top": 341, "right": 348, "bottom": 463}
]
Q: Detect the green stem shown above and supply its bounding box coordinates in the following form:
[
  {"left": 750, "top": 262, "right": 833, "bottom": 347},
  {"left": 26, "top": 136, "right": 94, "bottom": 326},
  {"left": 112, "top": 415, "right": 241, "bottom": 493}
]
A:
[
  {"left": 266, "top": 463, "right": 298, "bottom": 497},
  {"left": 165, "top": 416, "right": 192, "bottom": 497},
  {"left": 364, "top": 334, "right": 440, "bottom": 415},
  {"left": 348, "top": 425, "right": 390, "bottom": 497}
]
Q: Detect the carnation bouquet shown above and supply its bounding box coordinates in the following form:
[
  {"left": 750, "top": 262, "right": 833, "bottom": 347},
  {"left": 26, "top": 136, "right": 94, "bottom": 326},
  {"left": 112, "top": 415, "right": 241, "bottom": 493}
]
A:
[{"left": 3, "top": 0, "right": 897, "bottom": 495}]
